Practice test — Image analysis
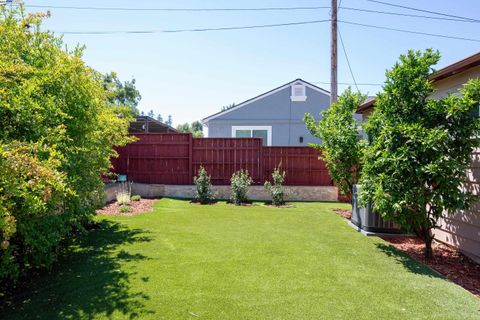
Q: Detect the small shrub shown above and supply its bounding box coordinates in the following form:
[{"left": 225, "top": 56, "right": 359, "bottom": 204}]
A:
[
  {"left": 193, "top": 166, "right": 214, "bottom": 204},
  {"left": 131, "top": 195, "right": 141, "bottom": 201},
  {"left": 230, "top": 170, "right": 252, "bottom": 205},
  {"left": 116, "top": 182, "right": 132, "bottom": 205},
  {"left": 119, "top": 205, "right": 132, "bottom": 213},
  {"left": 264, "top": 166, "right": 286, "bottom": 206}
]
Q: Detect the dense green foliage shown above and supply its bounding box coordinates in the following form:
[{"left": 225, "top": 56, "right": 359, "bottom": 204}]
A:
[
  {"left": 2, "top": 199, "right": 478, "bottom": 319},
  {"left": 360, "top": 49, "right": 480, "bottom": 258},
  {"left": 0, "top": 7, "right": 131, "bottom": 280},
  {"left": 100, "top": 72, "right": 141, "bottom": 116},
  {"left": 193, "top": 166, "right": 214, "bottom": 204},
  {"left": 230, "top": 170, "right": 252, "bottom": 205},
  {"left": 176, "top": 121, "right": 204, "bottom": 137},
  {"left": 304, "top": 88, "right": 366, "bottom": 195},
  {"left": 264, "top": 166, "right": 286, "bottom": 206}
]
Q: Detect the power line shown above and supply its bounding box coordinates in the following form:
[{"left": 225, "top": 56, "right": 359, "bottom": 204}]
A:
[
  {"left": 20, "top": 4, "right": 330, "bottom": 12},
  {"left": 56, "top": 20, "right": 331, "bottom": 34},
  {"left": 366, "top": 0, "right": 480, "bottom": 23},
  {"left": 312, "top": 81, "right": 381, "bottom": 86},
  {"left": 338, "top": 27, "right": 359, "bottom": 92},
  {"left": 340, "top": 6, "right": 479, "bottom": 23},
  {"left": 339, "top": 20, "right": 480, "bottom": 43}
]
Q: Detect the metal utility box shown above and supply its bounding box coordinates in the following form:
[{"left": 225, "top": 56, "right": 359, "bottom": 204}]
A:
[{"left": 351, "top": 185, "right": 403, "bottom": 234}]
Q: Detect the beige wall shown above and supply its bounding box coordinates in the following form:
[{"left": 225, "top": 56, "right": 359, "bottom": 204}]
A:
[
  {"left": 430, "top": 65, "right": 480, "bottom": 99},
  {"left": 106, "top": 183, "right": 339, "bottom": 203},
  {"left": 433, "top": 148, "right": 480, "bottom": 261}
]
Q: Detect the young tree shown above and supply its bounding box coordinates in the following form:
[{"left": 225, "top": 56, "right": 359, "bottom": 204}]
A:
[
  {"left": 156, "top": 113, "right": 163, "bottom": 123},
  {"left": 166, "top": 115, "right": 173, "bottom": 126},
  {"left": 304, "top": 88, "right": 366, "bottom": 196},
  {"left": 193, "top": 166, "right": 214, "bottom": 204},
  {"left": 360, "top": 49, "right": 480, "bottom": 259}
]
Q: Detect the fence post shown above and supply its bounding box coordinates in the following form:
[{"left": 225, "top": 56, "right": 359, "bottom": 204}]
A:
[
  {"left": 188, "top": 133, "right": 193, "bottom": 184},
  {"left": 259, "top": 142, "right": 265, "bottom": 184}
]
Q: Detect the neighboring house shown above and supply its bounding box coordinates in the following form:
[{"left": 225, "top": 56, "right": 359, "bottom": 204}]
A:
[
  {"left": 202, "top": 79, "right": 335, "bottom": 146},
  {"left": 357, "top": 51, "right": 480, "bottom": 262},
  {"left": 129, "top": 116, "right": 178, "bottom": 133}
]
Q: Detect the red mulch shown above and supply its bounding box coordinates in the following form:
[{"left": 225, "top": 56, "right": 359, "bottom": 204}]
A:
[
  {"left": 383, "top": 236, "right": 480, "bottom": 297},
  {"left": 96, "top": 199, "right": 156, "bottom": 216},
  {"left": 333, "top": 209, "right": 352, "bottom": 219}
]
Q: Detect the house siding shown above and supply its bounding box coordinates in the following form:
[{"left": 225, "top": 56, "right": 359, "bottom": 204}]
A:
[
  {"left": 434, "top": 144, "right": 480, "bottom": 262},
  {"left": 431, "top": 66, "right": 480, "bottom": 261},
  {"left": 206, "top": 84, "right": 335, "bottom": 146}
]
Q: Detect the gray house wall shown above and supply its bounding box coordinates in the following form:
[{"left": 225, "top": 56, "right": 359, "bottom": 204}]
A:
[{"left": 205, "top": 84, "right": 331, "bottom": 146}]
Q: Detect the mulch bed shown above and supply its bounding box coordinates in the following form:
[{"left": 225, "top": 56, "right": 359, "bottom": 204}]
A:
[
  {"left": 383, "top": 236, "right": 480, "bottom": 297},
  {"left": 333, "top": 208, "right": 479, "bottom": 296},
  {"left": 333, "top": 209, "right": 352, "bottom": 219},
  {"left": 96, "top": 199, "right": 156, "bottom": 216}
]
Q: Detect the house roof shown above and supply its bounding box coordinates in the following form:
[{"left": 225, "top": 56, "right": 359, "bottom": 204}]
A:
[
  {"left": 202, "top": 79, "right": 330, "bottom": 124},
  {"left": 356, "top": 51, "right": 480, "bottom": 114},
  {"left": 129, "top": 116, "right": 178, "bottom": 133}
]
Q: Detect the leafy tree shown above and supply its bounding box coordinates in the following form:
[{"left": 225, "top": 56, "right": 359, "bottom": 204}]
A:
[
  {"left": 191, "top": 121, "right": 203, "bottom": 132},
  {"left": 156, "top": 113, "right": 163, "bottom": 123},
  {"left": 304, "top": 88, "right": 366, "bottom": 195},
  {"left": 221, "top": 103, "right": 236, "bottom": 111},
  {"left": 147, "top": 109, "right": 155, "bottom": 118},
  {"left": 176, "top": 121, "right": 203, "bottom": 137},
  {"left": 360, "top": 49, "right": 480, "bottom": 259},
  {"left": 176, "top": 123, "right": 191, "bottom": 133},
  {"left": 0, "top": 6, "right": 132, "bottom": 280},
  {"left": 100, "top": 71, "right": 141, "bottom": 116},
  {"left": 166, "top": 115, "right": 173, "bottom": 126}
]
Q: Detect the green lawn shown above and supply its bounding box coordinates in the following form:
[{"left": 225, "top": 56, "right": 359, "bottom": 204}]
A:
[{"left": 2, "top": 199, "right": 479, "bottom": 319}]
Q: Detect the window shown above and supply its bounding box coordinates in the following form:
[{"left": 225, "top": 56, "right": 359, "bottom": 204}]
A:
[
  {"left": 291, "top": 83, "right": 307, "bottom": 102},
  {"left": 232, "top": 126, "right": 272, "bottom": 146}
]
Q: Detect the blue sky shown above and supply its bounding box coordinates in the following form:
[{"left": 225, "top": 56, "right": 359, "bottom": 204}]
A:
[{"left": 21, "top": 0, "right": 480, "bottom": 125}]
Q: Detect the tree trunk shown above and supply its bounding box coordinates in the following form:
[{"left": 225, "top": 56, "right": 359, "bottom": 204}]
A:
[
  {"left": 424, "top": 235, "right": 433, "bottom": 260},
  {"left": 413, "top": 224, "right": 434, "bottom": 260}
]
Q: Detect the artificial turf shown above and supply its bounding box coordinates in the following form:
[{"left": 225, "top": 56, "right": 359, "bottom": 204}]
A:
[{"left": 2, "top": 199, "right": 479, "bottom": 319}]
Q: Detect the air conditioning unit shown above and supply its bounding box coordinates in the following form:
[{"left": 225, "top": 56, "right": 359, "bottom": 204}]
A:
[{"left": 351, "top": 185, "right": 403, "bottom": 234}]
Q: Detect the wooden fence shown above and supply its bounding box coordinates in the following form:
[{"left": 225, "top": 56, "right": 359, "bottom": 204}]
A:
[{"left": 111, "top": 133, "right": 333, "bottom": 186}]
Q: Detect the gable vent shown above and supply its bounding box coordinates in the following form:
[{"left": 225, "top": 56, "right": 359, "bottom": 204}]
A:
[{"left": 291, "top": 82, "right": 307, "bottom": 102}]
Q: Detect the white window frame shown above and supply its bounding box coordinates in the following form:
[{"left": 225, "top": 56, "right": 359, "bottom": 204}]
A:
[
  {"left": 231, "top": 126, "right": 272, "bottom": 146},
  {"left": 290, "top": 83, "right": 307, "bottom": 102}
]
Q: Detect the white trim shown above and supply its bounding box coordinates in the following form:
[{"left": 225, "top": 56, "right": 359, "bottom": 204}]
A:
[
  {"left": 231, "top": 126, "right": 272, "bottom": 146},
  {"left": 202, "top": 79, "right": 329, "bottom": 123}
]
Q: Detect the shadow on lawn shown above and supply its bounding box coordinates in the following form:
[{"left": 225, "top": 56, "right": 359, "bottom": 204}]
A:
[
  {"left": 375, "top": 243, "right": 443, "bottom": 278},
  {"left": 1, "top": 220, "right": 154, "bottom": 320}
]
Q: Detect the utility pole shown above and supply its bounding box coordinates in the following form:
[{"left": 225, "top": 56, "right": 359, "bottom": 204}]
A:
[{"left": 330, "top": 0, "right": 338, "bottom": 105}]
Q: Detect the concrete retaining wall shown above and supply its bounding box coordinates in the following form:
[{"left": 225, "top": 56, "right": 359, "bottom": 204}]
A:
[{"left": 106, "top": 183, "right": 338, "bottom": 202}]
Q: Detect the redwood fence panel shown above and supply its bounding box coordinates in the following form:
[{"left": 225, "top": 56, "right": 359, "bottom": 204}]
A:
[
  {"left": 111, "top": 133, "right": 191, "bottom": 184},
  {"left": 112, "top": 133, "right": 333, "bottom": 186},
  {"left": 263, "top": 147, "right": 332, "bottom": 186},
  {"left": 192, "top": 138, "right": 264, "bottom": 184}
]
